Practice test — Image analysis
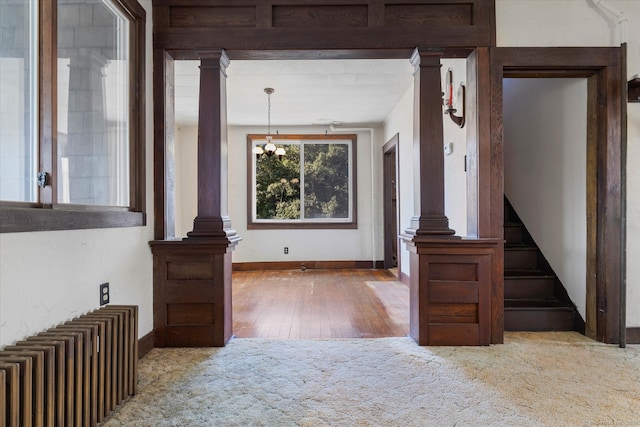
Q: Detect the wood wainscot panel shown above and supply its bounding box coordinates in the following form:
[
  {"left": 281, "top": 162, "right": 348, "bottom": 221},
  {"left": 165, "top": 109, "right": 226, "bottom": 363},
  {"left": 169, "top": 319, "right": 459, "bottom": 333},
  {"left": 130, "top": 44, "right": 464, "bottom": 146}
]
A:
[
  {"left": 170, "top": 6, "right": 257, "bottom": 28},
  {"left": 384, "top": 3, "right": 473, "bottom": 27},
  {"left": 167, "top": 303, "right": 216, "bottom": 325},
  {"left": 166, "top": 256, "right": 216, "bottom": 280},
  {"left": 272, "top": 5, "right": 368, "bottom": 28},
  {"left": 150, "top": 240, "right": 236, "bottom": 347},
  {"left": 402, "top": 237, "right": 502, "bottom": 346}
]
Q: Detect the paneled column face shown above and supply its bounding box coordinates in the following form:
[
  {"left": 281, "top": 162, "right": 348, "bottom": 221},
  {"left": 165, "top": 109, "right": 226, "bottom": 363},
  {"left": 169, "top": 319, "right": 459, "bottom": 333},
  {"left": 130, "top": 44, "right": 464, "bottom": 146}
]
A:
[
  {"left": 406, "top": 48, "right": 456, "bottom": 238},
  {"left": 186, "top": 50, "right": 237, "bottom": 241}
]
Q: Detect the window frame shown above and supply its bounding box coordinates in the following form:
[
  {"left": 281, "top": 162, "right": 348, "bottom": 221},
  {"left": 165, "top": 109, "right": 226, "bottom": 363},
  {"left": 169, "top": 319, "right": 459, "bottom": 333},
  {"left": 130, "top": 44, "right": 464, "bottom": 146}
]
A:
[
  {"left": 246, "top": 133, "right": 358, "bottom": 230},
  {"left": 0, "top": 0, "right": 146, "bottom": 233}
]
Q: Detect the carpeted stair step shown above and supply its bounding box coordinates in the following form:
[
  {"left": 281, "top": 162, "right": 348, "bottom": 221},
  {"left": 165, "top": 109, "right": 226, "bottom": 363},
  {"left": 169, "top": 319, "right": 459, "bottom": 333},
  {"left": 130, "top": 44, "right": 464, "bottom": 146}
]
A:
[
  {"left": 504, "top": 298, "right": 576, "bottom": 331},
  {"left": 504, "top": 270, "right": 556, "bottom": 299},
  {"left": 504, "top": 246, "right": 538, "bottom": 269}
]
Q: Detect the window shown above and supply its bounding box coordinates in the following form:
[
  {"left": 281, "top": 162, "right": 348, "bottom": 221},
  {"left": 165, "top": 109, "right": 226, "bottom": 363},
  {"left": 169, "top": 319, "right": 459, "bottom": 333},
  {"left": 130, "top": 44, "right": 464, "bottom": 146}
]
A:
[
  {"left": 0, "top": 0, "right": 146, "bottom": 233},
  {"left": 247, "top": 134, "right": 357, "bottom": 229},
  {"left": 0, "top": 0, "right": 38, "bottom": 203}
]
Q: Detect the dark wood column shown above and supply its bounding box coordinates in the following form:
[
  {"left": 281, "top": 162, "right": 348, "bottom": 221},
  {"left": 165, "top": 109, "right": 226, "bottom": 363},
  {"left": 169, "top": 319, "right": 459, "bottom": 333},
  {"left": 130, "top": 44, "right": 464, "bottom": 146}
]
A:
[
  {"left": 187, "top": 49, "right": 238, "bottom": 241},
  {"left": 405, "top": 48, "right": 456, "bottom": 237},
  {"left": 401, "top": 48, "right": 502, "bottom": 346},
  {"left": 150, "top": 49, "right": 240, "bottom": 348}
]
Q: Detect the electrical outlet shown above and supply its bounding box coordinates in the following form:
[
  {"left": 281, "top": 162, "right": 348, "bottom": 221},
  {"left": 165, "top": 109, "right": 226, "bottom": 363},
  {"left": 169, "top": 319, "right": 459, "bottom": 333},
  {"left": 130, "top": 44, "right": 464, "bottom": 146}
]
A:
[
  {"left": 100, "top": 283, "right": 110, "bottom": 306},
  {"left": 284, "top": 247, "right": 289, "bottom": 254}
]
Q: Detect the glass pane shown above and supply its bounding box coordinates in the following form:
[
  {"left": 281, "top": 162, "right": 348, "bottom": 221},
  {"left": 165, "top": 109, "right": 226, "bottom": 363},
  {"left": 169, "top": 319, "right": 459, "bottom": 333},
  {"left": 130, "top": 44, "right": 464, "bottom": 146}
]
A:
[
  {"left": 57, "top": 0, "right": 130, "bottom": 206},
  {"left": 0, "top": 0, "right": 38, "bottom": 202},
  {"left": 304, "top": 143, "right": 349, "bottom": 219},
  {"left": 255, "top": 144, "right": 301, "bottom": 220}
]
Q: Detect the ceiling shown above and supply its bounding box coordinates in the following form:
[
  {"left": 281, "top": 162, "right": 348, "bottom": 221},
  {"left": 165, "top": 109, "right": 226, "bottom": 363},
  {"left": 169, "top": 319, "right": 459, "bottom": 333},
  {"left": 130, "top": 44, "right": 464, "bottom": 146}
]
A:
[{"left": 174, "top": 59, "right": 415, "bottom": 127}]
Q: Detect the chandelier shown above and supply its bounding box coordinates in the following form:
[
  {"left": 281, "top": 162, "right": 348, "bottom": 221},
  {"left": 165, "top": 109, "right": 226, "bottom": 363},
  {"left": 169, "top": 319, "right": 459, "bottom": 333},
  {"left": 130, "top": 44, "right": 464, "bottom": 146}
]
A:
[{"left": 253, "top": 88, "right": 286, "bottom": 160}]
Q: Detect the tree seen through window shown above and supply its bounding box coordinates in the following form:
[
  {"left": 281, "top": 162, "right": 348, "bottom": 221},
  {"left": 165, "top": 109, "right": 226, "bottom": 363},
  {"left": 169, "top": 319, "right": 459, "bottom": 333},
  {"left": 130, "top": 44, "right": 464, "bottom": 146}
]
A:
[{"left": 254, "top": 139, "right": 352, "bottom": 222}]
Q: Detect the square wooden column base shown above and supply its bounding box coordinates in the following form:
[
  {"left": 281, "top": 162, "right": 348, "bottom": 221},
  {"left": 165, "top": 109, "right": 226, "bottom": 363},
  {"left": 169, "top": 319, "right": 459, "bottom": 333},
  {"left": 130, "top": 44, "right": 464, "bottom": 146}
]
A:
[
  {"left": 402, "top": 236, "right": 503, "bottom": 346},
  {"left": 150, "top": 239, "right": 239, "bottom": 347}
]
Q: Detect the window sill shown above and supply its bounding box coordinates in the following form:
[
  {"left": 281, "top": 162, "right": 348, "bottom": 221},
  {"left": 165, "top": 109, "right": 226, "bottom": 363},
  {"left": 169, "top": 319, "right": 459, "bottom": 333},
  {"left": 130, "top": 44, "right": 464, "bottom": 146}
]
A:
[
  {"left": 247, "top": 221, "right": 357, "bottom": 230},
  {"left": 0, "top": 206, "right": 146, "bottom": 233}
]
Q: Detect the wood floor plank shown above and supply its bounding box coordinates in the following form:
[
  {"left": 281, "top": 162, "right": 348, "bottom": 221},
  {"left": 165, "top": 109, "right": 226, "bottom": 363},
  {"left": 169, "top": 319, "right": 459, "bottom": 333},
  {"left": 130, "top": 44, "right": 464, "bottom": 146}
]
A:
[{"left": 232, "top": 269, "right": 409, "bottom": 339}]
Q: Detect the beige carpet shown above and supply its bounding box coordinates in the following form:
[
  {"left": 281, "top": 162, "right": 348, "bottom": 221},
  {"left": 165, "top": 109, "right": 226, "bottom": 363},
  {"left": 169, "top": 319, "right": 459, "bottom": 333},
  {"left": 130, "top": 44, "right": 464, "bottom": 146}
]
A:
[{"left": 103, "top": 332, "right": 640, "bottom": 426}]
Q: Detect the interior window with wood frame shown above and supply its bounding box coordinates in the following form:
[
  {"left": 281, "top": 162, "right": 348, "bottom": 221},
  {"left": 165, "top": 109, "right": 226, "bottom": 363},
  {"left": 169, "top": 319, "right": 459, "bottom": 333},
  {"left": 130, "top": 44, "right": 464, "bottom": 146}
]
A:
[
  {"left": 0, "top": 0, "right": 146, "bottom": 233},
  {"left": 247, "top": 134, "right": 357, "bottom": 229}
]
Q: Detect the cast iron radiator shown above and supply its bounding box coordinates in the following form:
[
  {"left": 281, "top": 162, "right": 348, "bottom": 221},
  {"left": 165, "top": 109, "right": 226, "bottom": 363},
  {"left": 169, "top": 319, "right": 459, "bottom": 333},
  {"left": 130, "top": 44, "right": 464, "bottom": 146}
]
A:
[{"left": 0, "top": 305, "right": 138, "bottom": 426}]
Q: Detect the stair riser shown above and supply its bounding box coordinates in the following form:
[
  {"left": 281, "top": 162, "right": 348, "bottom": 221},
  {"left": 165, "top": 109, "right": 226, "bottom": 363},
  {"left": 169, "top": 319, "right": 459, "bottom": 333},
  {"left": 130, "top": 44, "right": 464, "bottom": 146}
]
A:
[
  {"left": 504, "top": 226, "right": 524, "bottom": 244},
  {"left": 505, "top": 278, "right": 556, "bottom": 299},
  {"left": 504, "top": 309, "right": 575, "bottom": 331},
  {"left": 504, "top": 250, "right": 538, "bottom": 269}
]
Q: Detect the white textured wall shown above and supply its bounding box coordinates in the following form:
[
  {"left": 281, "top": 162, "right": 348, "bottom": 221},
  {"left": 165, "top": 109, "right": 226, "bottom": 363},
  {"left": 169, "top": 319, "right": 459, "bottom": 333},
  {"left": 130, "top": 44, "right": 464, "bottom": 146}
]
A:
[
  {"left": 174, "top": 126, "right": 198, "bottom": 238},
  {"left": 496, "top": 0, "right": 640, "bottom": 326},
  {"left": 503, "top": 78, "right": 588, "bottom": 318},
  {"left": 0, "top": 0, "right": 154, "bottom": 348},
  {"left": 383, "top": 87, "right": 413, "bottom": 277},
  {"left": 442, "top": 59, "right": 468, "bottom": 237},
  {"left": 174, "top": 124, "right": 384, "bottom": 263}
]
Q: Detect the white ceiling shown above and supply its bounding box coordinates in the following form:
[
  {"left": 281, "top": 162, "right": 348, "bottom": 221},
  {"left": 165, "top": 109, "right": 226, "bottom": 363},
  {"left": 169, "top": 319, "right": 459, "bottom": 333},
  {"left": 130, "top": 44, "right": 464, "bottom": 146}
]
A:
[{"left": 174, "top": 59, "right": 415, "bottom": 127}]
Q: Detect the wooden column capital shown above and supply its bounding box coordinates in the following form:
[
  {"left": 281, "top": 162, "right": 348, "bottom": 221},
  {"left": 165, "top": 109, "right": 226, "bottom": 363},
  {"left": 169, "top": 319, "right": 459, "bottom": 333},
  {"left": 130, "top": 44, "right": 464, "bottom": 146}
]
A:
[{"left": 404, "top": 47, "right": 456, "bottom": 239}]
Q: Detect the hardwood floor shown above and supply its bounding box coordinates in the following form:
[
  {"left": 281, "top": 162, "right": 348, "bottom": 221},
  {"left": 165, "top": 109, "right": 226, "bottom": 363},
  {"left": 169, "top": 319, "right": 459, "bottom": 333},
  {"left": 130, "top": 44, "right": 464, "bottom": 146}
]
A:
[{"left": 232, "top": 269, "right": 409, "bottom": 339}]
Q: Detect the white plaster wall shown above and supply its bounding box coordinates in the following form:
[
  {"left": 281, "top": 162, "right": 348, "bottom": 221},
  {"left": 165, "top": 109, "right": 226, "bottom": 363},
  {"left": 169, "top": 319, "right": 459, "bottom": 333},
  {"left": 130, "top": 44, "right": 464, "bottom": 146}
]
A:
[
  {"left": 503, "top": 78, "right": 588, "bottom": 318},
  {"left": 383, "top": 87, "right": 413, "bottom": 277},
  {"left": 442, "top": 59, "right": 468, "bottom": 237},
  {"left": 0, "top": 0, "right": 154, "bottom": 348},
  {"left": 174, "top": 124, "right": 385, "bottom": 263},
  {"left": 174, "top": 126, "right": 198, "bottom": 238},
  {"left": 496, "top": 0, "right": 640, "bottom": 326}
]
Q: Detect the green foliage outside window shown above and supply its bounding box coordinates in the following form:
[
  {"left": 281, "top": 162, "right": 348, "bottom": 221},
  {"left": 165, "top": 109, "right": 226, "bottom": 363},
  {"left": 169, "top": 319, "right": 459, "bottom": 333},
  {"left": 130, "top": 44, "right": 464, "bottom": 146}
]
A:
[{"left": 255, "top": 142, "right": 350, "bottom": 221}]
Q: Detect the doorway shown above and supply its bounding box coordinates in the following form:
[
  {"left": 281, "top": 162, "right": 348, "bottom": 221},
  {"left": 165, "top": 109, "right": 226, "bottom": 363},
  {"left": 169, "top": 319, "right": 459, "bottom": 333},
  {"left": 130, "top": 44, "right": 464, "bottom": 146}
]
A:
[
  {"left": 503, "top": 77, "right": 587, "bottom": 331},
  {"left": 489, "top": 47, "right": 625, "bottom": 344},
  {"left": 383, "top": 134, "right": 399, "bottom": 269}
]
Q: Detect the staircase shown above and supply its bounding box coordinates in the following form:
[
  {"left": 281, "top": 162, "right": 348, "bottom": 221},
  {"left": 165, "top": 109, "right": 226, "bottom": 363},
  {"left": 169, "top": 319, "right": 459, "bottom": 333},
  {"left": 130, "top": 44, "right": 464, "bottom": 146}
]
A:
[{"left": 503, "top": 198, "right": 580, "bottom": 331}]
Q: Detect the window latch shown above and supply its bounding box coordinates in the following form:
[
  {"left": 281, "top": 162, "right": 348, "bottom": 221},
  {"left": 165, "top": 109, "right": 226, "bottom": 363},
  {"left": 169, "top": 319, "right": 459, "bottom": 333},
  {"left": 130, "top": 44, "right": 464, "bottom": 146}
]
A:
[{"left": 37, "top": 171, "right": 50, "bottom": 188}]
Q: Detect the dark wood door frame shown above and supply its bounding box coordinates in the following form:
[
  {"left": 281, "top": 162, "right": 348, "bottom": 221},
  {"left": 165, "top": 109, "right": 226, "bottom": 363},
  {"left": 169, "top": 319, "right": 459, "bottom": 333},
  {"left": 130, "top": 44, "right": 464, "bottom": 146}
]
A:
[
  {"left": 487, "top": 47, "right": 625, "bottom": 344},
  {"left": 383, "top": 134, "right": 399, "bottom": 270}
]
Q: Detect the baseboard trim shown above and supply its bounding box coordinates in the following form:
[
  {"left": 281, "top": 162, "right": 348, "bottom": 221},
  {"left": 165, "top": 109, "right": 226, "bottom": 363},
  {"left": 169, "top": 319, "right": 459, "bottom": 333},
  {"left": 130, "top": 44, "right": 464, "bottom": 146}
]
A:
[
  {"left": 399, "top": 270, "right": 410, "bottom": 286},
  {"left": 139, "top": 330, "right": 155, "bottom": 358},
  {"left": 233, "top": 260, "right": 385, "bottom": 271},
  {"left": 626, "top": 327, "right": 640, "bottom": 344}
]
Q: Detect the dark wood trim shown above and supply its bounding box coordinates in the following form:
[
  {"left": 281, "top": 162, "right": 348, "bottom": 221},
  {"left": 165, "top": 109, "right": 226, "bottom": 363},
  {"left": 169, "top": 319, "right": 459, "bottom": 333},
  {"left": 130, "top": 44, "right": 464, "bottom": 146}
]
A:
[
  {"left": 152, "top": 1, "right": 495, "bottom": 52},
  {"left": 0, "top": 207, "right": 145, "bottom": 233},
  {"left": 626, "top": 328, "right": 640, "bottom": 345},
  {"left": 491, "top": 47, "right": 623, "bottom": 344},
  {"left": 233, "top": 260, "right": 385, "bottom": 271},
  {"left": 620, "top": 43, "right": 627, "bottom": 347},
  {"left": 39, "top": 0, "right": 56, "bottom": 206},
  {"left": 153, "top": 49, "right": 174, "bottom": 240},
  {"left": 383, "top": 134, "right": 399, "bottom": 269},
  {"left": 120, "top": 0, "right": 148, "bottom": 215},
  {"left": 586, "top": 74, "right": 598, "bottom": 340},
  {"left": 138, "top": 331, "right": 155, "bottom": 359},
  {"left": 466, "top": 47, "right": 492, "bottom": 238},
  {"left": 246, "top": 133, "right": 358, "bottom": 229}
]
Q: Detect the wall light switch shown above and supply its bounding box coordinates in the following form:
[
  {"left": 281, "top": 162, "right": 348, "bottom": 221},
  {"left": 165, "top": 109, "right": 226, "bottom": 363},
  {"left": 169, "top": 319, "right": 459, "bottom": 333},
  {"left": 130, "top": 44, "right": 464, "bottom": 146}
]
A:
[{"left": 444, "top": 142, "right": 454, "bottom": 155}]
